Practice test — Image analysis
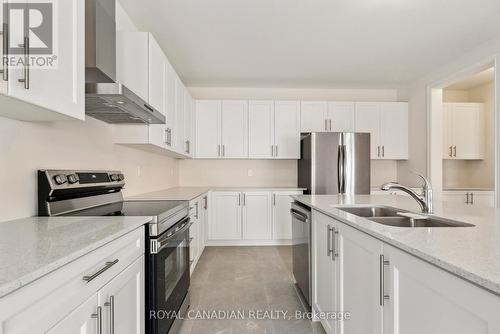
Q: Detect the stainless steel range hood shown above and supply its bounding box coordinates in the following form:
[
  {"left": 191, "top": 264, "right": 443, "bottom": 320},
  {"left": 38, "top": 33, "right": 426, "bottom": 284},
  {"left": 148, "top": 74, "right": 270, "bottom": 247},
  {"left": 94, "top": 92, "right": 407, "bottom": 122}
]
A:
[{"left": 85, "top": 0, "right": 165, "bottom": 124}]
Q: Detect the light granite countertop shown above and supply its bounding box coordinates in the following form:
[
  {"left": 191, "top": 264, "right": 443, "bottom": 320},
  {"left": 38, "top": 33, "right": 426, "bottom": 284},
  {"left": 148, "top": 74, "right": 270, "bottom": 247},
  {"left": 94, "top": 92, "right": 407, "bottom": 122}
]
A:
[
  {"left": 0, "top": 216, "right": 152, "bottom": 298},
  {"left": 127, "top": 186, "right": 306, "bottom": 201},
  {"left": 293, "top": 194, "right": 500, "bottom": 296}
]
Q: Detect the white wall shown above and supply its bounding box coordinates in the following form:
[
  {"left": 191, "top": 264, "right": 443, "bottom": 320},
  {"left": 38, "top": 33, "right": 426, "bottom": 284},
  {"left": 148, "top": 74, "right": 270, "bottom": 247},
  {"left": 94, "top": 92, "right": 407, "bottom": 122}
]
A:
[
  {"left": 0, "top": 116, "right": 179, "bottom": 222},
  {"left": 184, "top": 86, "right": 401, "bottom": 187}
]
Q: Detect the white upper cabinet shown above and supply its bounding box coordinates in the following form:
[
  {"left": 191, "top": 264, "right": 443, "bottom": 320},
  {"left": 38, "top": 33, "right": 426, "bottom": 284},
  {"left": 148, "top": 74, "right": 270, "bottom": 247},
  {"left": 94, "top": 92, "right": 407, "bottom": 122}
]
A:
[
  {"left": 248, "top": 101, "right": 275, "bottom": 159},
  {"left": 274, "top": 101, "right": 301, "bottom": 159},
  {"left": 242, "top": 192, "right": 272, "bottom": 240},
  {"left": 174, "top": 75, "right": 185, "bottom": 153},
  {"left": 221, "top": 100, "right": 248, "bottom": 159},
  {"left": 355, "top": 102, "right": 381, "bottom": 158},
  {"left": 301, "top": 101, "right": 328, "bottom": 132},
  {"left": 355, "top": 102, "right": 408, "bottom": 160},
  {"left": 328, "top": 102, "right": 355, "bottom": 132},
  {"left": 379, "top": 102, "right": 408, "bottom": 160},
  {"left": 195, "top": 100, "right": 222, "bottom": 158},
  {"left": 183, "top": 91, "right": 193, "bottom": 156},
  {"left": 1, "top": 0, "right": 85, "bottom": 121},
  {"left": 443, "top": 103, "right": 485, "bottom": 160},
  {"left": 148, "top": 36, "right": 166, "bottom": 115}
]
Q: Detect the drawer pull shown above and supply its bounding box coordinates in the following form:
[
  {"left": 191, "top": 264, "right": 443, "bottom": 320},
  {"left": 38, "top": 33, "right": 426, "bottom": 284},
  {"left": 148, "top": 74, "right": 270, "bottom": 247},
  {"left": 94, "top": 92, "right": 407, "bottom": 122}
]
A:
[{"left": 83, "top": 259, "right": 119, "bottom": 283}]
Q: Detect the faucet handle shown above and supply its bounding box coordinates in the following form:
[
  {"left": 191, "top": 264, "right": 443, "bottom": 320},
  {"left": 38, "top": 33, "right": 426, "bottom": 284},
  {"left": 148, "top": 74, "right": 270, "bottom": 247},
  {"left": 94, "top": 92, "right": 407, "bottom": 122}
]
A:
[{"left": 411, "top": 171, "right": 432, "bottom": 190}]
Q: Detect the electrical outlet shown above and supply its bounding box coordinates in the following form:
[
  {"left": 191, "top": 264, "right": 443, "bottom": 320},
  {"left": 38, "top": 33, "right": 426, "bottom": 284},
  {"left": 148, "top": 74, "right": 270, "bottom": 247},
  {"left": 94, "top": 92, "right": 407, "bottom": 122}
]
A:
[{"left": 247, "top": 169, "right": 253, "bottom": 177}]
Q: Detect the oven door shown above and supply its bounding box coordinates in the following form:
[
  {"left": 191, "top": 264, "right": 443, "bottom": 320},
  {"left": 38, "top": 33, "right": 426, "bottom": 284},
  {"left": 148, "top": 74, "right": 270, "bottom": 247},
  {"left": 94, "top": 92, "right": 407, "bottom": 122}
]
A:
[{"left": 148, "top": 216, "right": 192, "bottom": 334}]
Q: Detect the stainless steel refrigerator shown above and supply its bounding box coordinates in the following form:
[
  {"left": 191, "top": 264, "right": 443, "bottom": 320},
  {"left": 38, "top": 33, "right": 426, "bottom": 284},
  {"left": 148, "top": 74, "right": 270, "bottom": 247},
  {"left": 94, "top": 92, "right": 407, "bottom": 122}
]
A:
[{"left": 298, "top": 132, "right": 371, "bottom": 195}]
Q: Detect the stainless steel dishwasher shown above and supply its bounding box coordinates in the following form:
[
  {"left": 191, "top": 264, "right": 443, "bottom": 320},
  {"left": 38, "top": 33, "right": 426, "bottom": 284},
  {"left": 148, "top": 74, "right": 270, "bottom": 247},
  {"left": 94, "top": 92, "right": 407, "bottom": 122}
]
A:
[{"left": 291, "top": 201, "right": 312, "bottom": 306}]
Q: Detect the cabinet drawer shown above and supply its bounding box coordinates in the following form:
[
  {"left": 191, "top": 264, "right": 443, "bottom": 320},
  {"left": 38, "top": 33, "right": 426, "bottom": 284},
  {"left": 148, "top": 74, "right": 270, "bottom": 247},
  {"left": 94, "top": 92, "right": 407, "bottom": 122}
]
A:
[{"left": 0, "top": 226, "right": 144, "bottom": 334}]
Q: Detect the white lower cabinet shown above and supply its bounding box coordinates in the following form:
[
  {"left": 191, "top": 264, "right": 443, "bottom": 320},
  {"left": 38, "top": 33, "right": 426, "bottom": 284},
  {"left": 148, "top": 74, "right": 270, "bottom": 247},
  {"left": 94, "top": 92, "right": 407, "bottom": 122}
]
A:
[
  {"left": 0, "top": 227, "right": 145, "bottom": 334},
  {"left": 242, "top": 192, "right": 272, "bottom": 240},
  {"left": 209, "top": 190, "right": 303, "bottom": 244},
  {"left": 46, "top": 294, "right": 99, "bottom": 334},
  {"left": 383, "top": 244, "right": 500, "bottom": 334},
  {"left": 189, "top": 194, "right": 208, "bottom": 271},
  {"left": 312, "top": 211, "right": 500, "bottom": 334},
  {"left": 210, "top": 191, "right": 242, "bottom": 240}
]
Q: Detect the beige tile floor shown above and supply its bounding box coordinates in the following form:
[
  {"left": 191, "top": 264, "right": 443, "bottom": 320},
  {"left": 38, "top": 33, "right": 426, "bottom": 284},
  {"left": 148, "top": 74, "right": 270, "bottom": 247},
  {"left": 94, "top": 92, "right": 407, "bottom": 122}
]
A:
[{"left": 178, "top": 246, "right": 326, "bottom": 334}]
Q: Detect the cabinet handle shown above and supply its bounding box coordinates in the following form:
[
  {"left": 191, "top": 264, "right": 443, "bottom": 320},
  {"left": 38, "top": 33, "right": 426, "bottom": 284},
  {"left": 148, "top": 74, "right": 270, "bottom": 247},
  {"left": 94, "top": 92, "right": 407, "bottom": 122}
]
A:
[
  {"left": 331, "top": 227, "right": 338, "bottom": 261},
  {"left": 275, "top": 145, "right": 278, "bottom": 158},
  {"left": 273, "top": 193, "right": 276, "bottom": 206},
  {"left": 453, "top": 146, "right": 457, "bottom": 157},
  {"left": 271, "top": 145, "right": 274, "bottom": 157},
  {"left": 379, "top": 255, "right": 390, "bottom": 306},
  {"left": 104, "top": 296, "right": 115, "bottom": 334},
  {"left": 382, "top": 146, "right": 385, "bottom": 157},
  {"left": 203, "top": 196, "right": 208, "bottom": 210},
  {"left": 217, "top": 145, "right": 221, "bottom": 157},
  {"left": 327, "top": 224, "right": 332, "bottom": 258},
  {"left": 449, "top": 146, "right": 452, "bottom": 157},
  {"left": 329, "top": 119, "right": 332, "bottom": 131},
  {"left": 238, "top": 193, "right": 241, "bottom": 206},
  {"left": 1, "top": 23, "right": 8, "bottom": 81},
  {"left": 91, "top": 306, "right": 103, "bottom": 334},
  {"left": 195, "top": 202, "right": 199, "bottom": 218},
  {"left": 243, "top": 193, "right": 246, "bottom": 206},
  {"left": 82, "top": 259, "right": 119, "bottom": 283},
  {"left": 185, "top": 140, "right": 190, "bottom": 154},
  {"left": 470, "top": 192, "right": 474, "bottom": 205},
  {"left": 377, "top": 146, "right": 381, "bottom": 157},
  {"left": 165, "top": 128, "right": 172, "bottom": 146},
  {"left": 17, "top": 37, "right": 29, "bottom": 89},
  {"left": 325, "top": 119, "right": 328, "bottom": 131},
  {"left": 466, "top": 192, "right": 469, "bottom": 204}
]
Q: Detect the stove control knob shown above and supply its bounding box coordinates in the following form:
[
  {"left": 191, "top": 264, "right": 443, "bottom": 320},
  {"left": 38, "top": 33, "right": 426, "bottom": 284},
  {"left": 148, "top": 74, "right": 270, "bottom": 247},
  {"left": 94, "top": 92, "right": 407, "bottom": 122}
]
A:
[
  {"left": 110, "top": 174, "right": 120, "bottom": 182},
  {"left": 53, "top": 174, "right": 68, "bottom": 185},
  {"left": 67, "top": 174, "right": 79, "bottom": 184}
]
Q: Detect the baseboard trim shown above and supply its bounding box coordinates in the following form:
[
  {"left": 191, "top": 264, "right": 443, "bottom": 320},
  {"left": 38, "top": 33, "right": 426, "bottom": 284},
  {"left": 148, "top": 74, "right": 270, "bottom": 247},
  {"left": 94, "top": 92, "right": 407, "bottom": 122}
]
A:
[{"left": 205, "top": 239, "right": 293, "bottom": 246}]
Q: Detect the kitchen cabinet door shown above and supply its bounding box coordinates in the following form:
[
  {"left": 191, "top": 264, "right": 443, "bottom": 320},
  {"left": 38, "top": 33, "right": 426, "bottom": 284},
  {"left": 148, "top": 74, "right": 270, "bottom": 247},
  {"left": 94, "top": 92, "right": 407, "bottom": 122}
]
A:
[
  {"left": 210, "top": 192, "right": 242, "bottom": 240},
  {"left": 301, "top": 101, "right": 328, "bottom": 132},
  {"left": 379, "top": 102, "right": 408, "bottom": 159},
  {"left": 46, "top": 295, "right": 98, "bottom": 334},
  {"left": 274, "top": 101, "right": 301, "bottom": 159},
  {"left": 183, "top": 91, "right": 193, "bottom": 156},
  {"left": 221, "top": 100, "right": 248, "bottom": 158},
  {"left": 148, "top": 35, "right": 166, "bottom": 115},
  {"left": 8, "top": 0, "right": 85, "bottom": 120},
  {"left": 327, "top": 102, "right": 355, "bottom": 132},
  {"left": 383, "top": 244, "right": 500, "bottom": 334},
  {"left": 174, "top": 76, "right": 185, "bottom": 153},
  {"left": 272, "top": 191, "right": 302, "bottom": 240},
  {"left": 337, "top": 222, "right": 383, "bottom": 334},
  {"left": 199, "top": 195, "right": 208, "bottom": 253},
  {"left": 242, "top": 192, "right": 272, "bottom": 240},
  {"left": 452, "top": 103, "right": 485, "bottom": 159},
  {"left": 196, "top": 100, "right": 221, "bottom": 158},
  {"left": 190, "top": 219, "right": 199, "bottom": 270},
  {"left": 443, "top": 103, "right": 454, "bottom": 158},
  {"left": 98, "top": 256, "right": 145, "bottom": 334},
  {"left": 164, "top": 61, "right": 176, "bottom": 148},
  {"left": 311, "top": 211, "right": 337, "bottom": 334},
  {"left": 117, "top": 32, "right": 149, "bottom": 104},
  {"left": 355, "top": 102, "right": 381, "bottom": 159},
  {"left": 248, "top": 100, "right": 275, "bottom": 159}
]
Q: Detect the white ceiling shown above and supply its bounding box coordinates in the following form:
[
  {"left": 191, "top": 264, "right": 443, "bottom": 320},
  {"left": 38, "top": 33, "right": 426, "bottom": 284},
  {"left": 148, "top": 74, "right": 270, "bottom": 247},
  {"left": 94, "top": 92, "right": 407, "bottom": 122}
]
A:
[
  {"left": 445, "top": 67, "right": 495, "bottom": 90},
  {"left": 119, "top": 0, "right": 500, "bottom": 88}
]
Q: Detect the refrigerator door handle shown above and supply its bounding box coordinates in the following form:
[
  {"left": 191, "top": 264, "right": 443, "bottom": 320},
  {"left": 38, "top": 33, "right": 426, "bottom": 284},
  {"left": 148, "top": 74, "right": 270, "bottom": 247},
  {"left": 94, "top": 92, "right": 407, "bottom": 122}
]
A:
[
  {"left": 337, "top": 145, "right": 343, "bottom": 194},
  {"left": 341, "top": 145, "right": 347, "bottom": 193}
]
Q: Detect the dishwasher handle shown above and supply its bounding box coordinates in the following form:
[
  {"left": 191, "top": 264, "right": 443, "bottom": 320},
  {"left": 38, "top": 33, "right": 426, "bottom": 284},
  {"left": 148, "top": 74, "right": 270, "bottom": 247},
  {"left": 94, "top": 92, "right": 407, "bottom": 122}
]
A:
[{"left": 290, "top": 209, "right": 309, "bottom": 223}]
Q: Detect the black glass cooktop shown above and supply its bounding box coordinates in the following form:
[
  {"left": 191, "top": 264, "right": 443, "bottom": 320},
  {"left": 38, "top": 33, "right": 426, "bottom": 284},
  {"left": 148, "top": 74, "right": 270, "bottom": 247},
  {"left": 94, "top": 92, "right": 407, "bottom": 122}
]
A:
[{"left": 63, "top": 200, "right": 188, "bottom": 219}]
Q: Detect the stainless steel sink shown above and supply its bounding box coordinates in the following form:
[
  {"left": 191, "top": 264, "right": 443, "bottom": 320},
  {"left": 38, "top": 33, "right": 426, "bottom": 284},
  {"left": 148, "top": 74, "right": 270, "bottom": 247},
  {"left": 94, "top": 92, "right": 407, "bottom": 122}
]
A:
[
  {"left": 338, "top": 206, "right": 406, "bottom": 217},
  {"left": 370, "top": 216, "right": 474, "bottom": 228},
  {"left": 338, "top": 206, "right": 474, "bottom": 228}
]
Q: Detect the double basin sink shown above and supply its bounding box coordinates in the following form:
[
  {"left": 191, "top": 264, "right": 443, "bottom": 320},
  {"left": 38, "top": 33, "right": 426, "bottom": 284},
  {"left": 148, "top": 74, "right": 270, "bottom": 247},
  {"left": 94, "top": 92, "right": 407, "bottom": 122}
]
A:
[{"left": 338, "top": 206, "right": 474, "bottom": 228}]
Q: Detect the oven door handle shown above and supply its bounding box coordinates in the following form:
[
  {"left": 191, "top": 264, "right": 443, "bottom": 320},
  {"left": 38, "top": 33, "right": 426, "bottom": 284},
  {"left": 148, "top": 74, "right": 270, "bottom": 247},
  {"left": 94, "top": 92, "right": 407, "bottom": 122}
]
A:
[{"left": 152, "top": 217, "right": 193, "bottom": 254}]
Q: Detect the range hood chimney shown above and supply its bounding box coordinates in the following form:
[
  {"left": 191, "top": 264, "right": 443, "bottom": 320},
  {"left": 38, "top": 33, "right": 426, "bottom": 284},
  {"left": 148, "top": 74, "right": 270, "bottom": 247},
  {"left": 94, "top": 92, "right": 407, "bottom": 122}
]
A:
[{"left": 85, "top": 0, "right": 165, "bottom": 124}]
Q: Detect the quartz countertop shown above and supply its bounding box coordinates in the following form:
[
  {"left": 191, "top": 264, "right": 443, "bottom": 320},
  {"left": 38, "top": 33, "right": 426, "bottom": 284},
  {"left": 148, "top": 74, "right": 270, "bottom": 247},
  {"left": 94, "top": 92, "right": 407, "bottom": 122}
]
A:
[
  {"left": 292, "top": 194, "right": 500, "bottom": 296},
  {"left": 127, "top": 186, "right": 305, "bottom": 201},
  {"left": 0, "top": 216, "right": 152, "bottom": 298}
]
